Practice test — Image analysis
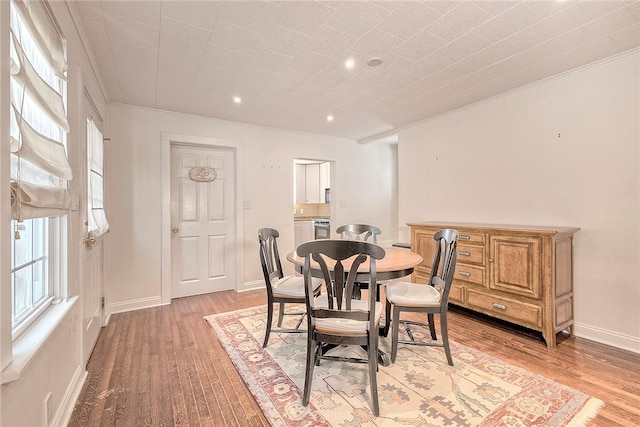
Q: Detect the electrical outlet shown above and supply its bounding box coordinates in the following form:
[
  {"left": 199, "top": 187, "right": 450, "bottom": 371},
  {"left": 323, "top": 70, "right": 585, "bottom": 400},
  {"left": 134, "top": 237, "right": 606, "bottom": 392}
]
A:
[{"left": 44, "top": 392, "right": 53, "bottom": 425}]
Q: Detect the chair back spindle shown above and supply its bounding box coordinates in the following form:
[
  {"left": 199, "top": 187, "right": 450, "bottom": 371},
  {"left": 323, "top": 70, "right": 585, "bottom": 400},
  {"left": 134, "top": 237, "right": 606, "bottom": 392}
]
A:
[{"left": 336, "top": 224, "right": 382, "bottom": 244}]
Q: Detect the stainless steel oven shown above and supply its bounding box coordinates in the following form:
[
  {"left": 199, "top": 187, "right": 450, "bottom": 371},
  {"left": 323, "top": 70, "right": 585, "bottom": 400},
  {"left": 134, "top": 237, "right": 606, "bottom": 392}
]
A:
[{"left": 314, "top": 219, "right": 330, "bottom": 239}]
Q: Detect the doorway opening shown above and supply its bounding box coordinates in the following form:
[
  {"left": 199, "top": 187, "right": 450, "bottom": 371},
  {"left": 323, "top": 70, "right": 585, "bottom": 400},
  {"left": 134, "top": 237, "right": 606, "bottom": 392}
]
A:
[{"left": 293, "top": 159, "right": 332, "bottom": 248}]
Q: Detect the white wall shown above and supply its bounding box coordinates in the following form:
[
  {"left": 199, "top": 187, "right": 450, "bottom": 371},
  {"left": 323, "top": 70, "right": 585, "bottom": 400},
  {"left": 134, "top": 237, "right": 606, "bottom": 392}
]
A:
[
  {"left": 1, "top": 1, "right": 108, "bottom": 425},
  {"left": 105, "top": 104, "right": 398, "bottom": 312},
  {"left": 1, "top": 303, "right": 83, "bottom": 427},
  {"left": 398, "top": 51, "right": 640, "bottom": 352}
]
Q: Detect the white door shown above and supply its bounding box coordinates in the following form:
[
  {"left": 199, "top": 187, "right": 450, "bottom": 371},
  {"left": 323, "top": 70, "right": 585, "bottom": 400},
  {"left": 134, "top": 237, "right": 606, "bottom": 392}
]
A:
[
  {"left": 82, "top": 94, "right": 105, "bottom": 364},
  {"left": 171, "top": 144, "right": 235, "bottom": 298}
]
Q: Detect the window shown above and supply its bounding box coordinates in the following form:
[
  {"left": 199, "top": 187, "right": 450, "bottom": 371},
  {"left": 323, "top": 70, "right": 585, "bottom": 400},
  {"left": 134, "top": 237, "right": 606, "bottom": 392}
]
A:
[
  {"left": 9, "top": 0, "right": 70, "bottom": 337},
  {"left": 11, "top": 218, "right": 48, "bottom": 327},
  {"left": 87, "top": 118, "right": 109, "bottom": 238},
  {"left": 9, "top": 217, "right": 66, "bottom": 338}
]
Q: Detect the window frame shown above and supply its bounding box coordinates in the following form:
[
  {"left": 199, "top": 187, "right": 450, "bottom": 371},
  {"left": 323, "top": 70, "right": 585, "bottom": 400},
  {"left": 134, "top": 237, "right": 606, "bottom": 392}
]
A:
[{"left": 10, "top": 215, "right": 66, "bottom": 340}]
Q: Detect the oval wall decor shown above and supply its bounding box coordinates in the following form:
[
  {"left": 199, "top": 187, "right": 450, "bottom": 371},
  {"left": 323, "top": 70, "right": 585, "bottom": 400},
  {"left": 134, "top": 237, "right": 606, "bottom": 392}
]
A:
[{"left": 189, "top": 166, "right": 217, "bottom": 182}]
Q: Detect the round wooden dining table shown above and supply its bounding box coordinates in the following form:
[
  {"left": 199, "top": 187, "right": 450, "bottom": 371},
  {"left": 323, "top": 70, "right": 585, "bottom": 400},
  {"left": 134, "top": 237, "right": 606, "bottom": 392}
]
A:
[{"left": 286, "top": 246, "right": 423, "bottom": 282}]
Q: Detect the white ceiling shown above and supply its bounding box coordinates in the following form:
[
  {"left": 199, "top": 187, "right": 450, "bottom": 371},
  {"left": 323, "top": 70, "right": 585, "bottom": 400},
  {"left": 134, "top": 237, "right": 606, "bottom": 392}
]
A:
[{"left": 73, "top": 0, "right": 640, "bottom": 142}]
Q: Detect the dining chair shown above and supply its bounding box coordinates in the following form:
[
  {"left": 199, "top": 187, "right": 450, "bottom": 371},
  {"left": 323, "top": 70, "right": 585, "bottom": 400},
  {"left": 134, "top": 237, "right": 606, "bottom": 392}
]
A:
[
  {"left": 258, "top": 228, "right": 321, "bottom": 348},
  {"left": 297, "top": 239, "right": 386, "bottom": 416},
  {"left": 336, "top": 223, "right": 381, "bottom": 243},
  {"left": 384, "top": 229, "right": 458, "bottom": 366},
  {"left": 336, "top": 224, "right": 382, "bottom": 300}
]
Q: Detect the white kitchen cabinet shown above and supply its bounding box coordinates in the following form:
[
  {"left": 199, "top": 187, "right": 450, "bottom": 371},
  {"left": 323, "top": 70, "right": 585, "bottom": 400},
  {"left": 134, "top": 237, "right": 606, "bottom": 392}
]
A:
[
  {"left": 294, "top": 163, "right": 326, "bottom": 203},
  {"left": 305, "top": 164, "right": 320, "bottom": 203},
  {"left": 294, "top": 221, "right": 301, "bottom": 246},
  {"left": 320, "top": 162, "right": 330, "bottom": 197},
  {"left": 295, "top": 164, "right": 306, "bottom": 203},
  {"left": 294, "top": 220, "right": 314, "bottom": 248}
]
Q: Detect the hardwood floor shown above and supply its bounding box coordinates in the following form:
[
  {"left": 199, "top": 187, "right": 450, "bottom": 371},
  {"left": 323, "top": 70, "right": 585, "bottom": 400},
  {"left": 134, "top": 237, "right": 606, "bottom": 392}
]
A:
[{"left": 69, "top": 289, "right": 640, "bottom": 426}]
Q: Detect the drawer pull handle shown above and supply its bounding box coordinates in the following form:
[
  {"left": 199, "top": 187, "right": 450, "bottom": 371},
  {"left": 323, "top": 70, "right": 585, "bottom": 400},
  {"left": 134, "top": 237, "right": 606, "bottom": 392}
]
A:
[
  {"left": 459, "top": 234, "right": 471, "bottom": 240},
  {"left": 492, "top": 303, "right": 507, "bottom": 310},
  {"left": 459, "top": 250, "right": 471, "bottom": 256},
  {"left": 458, "top": 271, "right": 471, "bottom": 277}
]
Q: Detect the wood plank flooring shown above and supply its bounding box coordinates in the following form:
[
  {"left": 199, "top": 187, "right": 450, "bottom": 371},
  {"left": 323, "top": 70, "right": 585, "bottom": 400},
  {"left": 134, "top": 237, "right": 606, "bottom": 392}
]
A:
[{"left": 69, "top": 289, "right": 640, "bottom": 426}]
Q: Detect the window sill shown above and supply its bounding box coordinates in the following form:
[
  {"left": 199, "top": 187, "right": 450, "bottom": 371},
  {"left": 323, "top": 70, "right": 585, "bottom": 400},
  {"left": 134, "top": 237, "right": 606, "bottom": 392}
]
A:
[{"left": 1, "top": 296, "right": 78, "bottom": 385}]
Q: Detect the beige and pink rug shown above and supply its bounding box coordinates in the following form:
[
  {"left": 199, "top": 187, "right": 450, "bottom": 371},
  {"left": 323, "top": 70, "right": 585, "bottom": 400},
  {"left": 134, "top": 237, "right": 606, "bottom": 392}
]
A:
[{"left": 205, "top": 306, "right": 602, "bottom": 426}]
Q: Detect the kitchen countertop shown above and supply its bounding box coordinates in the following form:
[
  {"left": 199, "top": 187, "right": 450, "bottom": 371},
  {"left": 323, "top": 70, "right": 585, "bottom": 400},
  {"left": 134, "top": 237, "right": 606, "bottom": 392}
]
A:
[{"left": 294, "top": 216, "right": 329, "bottom": 221}]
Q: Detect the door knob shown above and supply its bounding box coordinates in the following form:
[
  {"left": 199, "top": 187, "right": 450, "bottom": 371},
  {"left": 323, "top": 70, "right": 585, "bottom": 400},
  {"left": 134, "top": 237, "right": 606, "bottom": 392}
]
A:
[
  {"left": 84, "top": 236, "right": 96, "bottom": 245},
  {"left": 172, "top": 227, "right": 179, "bottom": 234}
]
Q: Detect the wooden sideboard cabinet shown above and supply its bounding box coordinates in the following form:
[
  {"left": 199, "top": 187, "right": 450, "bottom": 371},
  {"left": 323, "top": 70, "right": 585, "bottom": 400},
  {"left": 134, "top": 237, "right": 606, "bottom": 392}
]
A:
[{"left": 408, "top": 222, "right": 580, "bottom": 348}]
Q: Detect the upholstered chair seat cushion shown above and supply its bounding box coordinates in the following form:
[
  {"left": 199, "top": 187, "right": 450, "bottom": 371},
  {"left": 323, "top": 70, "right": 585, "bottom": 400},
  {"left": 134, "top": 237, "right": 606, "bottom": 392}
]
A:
[
  {"left": 385, "top": 282, "right": 441, "bottom": 307},
  {"left": 311, "top": 295, "right": 382, "bottom": 334},
  {"left": 271, "top": 276, "right": 322, "bottom": 298}
]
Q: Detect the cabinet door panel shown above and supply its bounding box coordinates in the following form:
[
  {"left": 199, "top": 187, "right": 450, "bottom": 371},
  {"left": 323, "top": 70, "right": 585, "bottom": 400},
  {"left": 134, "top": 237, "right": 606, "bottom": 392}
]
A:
[
  {"left": 414, "top": 229, "right": 436, "bottom": 272},
  {"left": 295, "top": 164, "right": 306, "bottom": 203},
  {"left": 301, "top": 220, "right": 314, "bottom": 243},
  {"left": 489, "top": 235, "right": 541, "bottom": 298},
  {"left": 294, "top": 222, "right": 302, "bottom": 247},
  {"left": 555, "top": 237, "right": 573, "bottom": 297},
  {"left": 305, "top": 164, "right": 320, "bottom": 203},
  {"left": 449, "top": 283, "right": 465, "bottom": 304}
]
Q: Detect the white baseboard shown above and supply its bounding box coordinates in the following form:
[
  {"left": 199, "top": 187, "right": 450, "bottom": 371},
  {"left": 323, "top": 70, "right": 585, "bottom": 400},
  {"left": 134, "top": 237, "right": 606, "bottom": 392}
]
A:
[
  {"left": 240, "top": 280, "right": 264, "bottom": 292},
  {"left": 574, "top": 322, "right": 640, "bottom": 354},
  {"left": 53, "top": 364, "right": 87, "bottom": 427},
  {"left": 105, "top": 287, "right": 266, "bottom": 321},
  {"left": 107, "top": 296, "right": 166, "bottom": 320}
]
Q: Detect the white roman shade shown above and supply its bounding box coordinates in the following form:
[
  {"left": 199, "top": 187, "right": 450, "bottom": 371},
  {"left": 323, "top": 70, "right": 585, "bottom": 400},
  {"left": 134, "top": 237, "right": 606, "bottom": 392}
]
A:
[
  {"left": 87, "top": 118, "right": 109, "bottom": 237},
  {"left": 11, "top": 0, "right": 67, "bottom": 77},
  {"left": 9, "top": 0, "right": 71, "bottom": 221}
]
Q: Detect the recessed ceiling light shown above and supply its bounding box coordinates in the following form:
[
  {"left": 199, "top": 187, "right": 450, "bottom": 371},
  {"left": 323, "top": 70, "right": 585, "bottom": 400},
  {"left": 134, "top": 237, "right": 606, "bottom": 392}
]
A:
[
  {"left": 326, "top": 115, "right": 334, "bottom": 122},
  {"left": 345, "top": 58, "right": 355, "bottom": 70},
  {"left": 367, "top": 57, "right": 383, "bottom": 67},
  {"left": 233, "top": 96, "right": 242, "bottom": 104}
]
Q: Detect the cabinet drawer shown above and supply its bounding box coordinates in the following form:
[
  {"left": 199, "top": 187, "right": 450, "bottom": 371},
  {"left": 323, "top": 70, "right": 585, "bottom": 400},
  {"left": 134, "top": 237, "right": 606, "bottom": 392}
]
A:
[
  {"left": 449, "top": 283, "right": 465, "bottom": 304},
  {"left": 457, "top": 231, "right": 485, "bottom": 244},
  {"left": 467, "top": 290, "right": 542, "bottom": 328},
  {"left": 456, "top": 244, "right": 485, "bottom": 265},
  {"left": 454, "top": 264, "right": 485, "bottom": 286}
]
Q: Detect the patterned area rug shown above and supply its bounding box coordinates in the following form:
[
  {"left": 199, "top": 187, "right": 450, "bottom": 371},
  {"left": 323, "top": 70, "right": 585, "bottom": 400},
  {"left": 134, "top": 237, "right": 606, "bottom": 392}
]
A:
[{"left": 204, "top": 306, "right": 602, "bottom": 426}]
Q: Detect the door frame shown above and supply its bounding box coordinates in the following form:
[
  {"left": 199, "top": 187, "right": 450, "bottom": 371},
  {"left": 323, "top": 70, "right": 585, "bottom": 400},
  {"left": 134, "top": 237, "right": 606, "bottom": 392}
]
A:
[{"left": 160, "top": 132, "right": 244, "bottom": 304}]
